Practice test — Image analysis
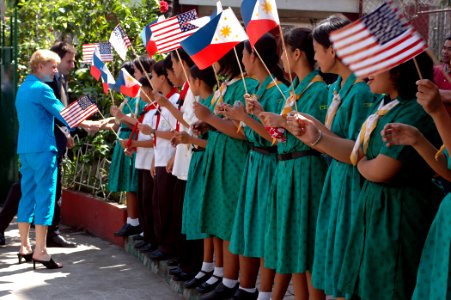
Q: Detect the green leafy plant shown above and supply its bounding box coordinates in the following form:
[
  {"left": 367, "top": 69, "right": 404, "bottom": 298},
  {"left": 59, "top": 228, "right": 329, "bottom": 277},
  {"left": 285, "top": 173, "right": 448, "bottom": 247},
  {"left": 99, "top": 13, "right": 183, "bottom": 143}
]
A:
[{"left": 10, "top": 0, "right": 160, "bottom": 201}]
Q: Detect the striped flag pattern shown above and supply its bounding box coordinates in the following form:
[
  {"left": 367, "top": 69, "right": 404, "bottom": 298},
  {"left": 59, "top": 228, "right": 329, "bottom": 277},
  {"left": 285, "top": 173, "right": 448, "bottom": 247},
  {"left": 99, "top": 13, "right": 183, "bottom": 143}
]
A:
[
  {"left": 109, "top": 24, "right": 132, "bottom": 60},
  {"left": 82, "top": 42, "right": 113, "bottom": 64},
  {"left": 149, "top": 9, "right": 198, "bottom": 54},
  {"left": 60, "top": 96, "right": 99, "bottom": 128},
  {"left": 330, "top": 1, "right": 427, "bottom": 78}
]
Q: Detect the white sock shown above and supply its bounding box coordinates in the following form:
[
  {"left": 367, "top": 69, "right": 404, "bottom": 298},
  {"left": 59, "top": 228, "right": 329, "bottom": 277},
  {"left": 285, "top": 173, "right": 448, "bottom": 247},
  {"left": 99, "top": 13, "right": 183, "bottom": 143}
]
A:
[
  {"left": 239, "top": 286, "right": 256, "bottom": 293},
  {"left": 205, "top": 267, "right": 223, "bottom": 284},
  {"left": 222, "top": 278, "right": 238, "bottom": 289},
  {"left": 257, "top": 291, "right": 271, "bottom": 300},
  {"left": 140, "top": 232, "right": 144, "bottom": 237},
  {"left": 195, "top": 262, "right": 215, "bottom": 279},
  {"left": 127, "top": 218, "right": 139, "bottom": 226}
]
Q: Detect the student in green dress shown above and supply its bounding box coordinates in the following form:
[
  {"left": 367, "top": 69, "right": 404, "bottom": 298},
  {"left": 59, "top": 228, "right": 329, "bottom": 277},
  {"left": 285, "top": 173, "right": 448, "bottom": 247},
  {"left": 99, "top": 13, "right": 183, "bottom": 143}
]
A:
[
  {"left": 170, "top": 65, "right": 217, "bottom": 290},
  {"left": 283, "top": 16, "right": 377, "bottom": 300},
  {"left": 380, "top": 79, "right": 451, "bottom": 300},
  {"left": 193, "top": 43, "right": 258, "bottom": 300},
  {"left": 256, "top": 28, "right": 329, "bottom": 300},
  {"left": 100, "top": 61, "right": 147, "bottom": 237},
  {"left": 221, "top": 33, "right": 287, "bottom": 300},
  {"left": 292, "top": 52, "right": 442, "bottom": 299}
]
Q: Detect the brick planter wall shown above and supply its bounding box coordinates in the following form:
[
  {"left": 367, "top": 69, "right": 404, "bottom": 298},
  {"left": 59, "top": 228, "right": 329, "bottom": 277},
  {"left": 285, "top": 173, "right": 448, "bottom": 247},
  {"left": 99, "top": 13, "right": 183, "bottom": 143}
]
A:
[{"left": 61, "top": 189, "right": 126, "bottom": 247}]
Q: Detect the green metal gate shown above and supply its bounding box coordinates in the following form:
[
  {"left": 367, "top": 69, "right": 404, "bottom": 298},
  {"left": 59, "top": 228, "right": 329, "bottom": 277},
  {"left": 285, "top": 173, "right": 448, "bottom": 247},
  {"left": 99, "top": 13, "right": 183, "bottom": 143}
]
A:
[{"left": 0, "top": 7, "right": 18, "bottom": 205}]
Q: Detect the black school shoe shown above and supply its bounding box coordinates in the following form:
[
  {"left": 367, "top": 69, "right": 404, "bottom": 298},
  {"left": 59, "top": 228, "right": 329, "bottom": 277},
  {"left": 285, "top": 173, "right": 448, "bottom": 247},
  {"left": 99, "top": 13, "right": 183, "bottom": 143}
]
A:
[
  {"left": 114, "top": 224, "right": 141, "bottom": 237},
  {"left": 233, "top": 288, "right": 258, "bottom": 300},
  {"left": 200, "top": 282, "right": 238, "bottom": 300},
  {"left": 196, "top": 275, "right": 222, "bottom": 294},
  {"left": 0, "top": 232, "right": 5, "bottom": 246},
  {"left": 149, "top": 249, "right": 174, "bottom": 261},
  {"left": 173, "top": 271, "right": 195, "bottom": 282},
  {"left": 184, "top": 270, "right": 213, "bottom": 289}
]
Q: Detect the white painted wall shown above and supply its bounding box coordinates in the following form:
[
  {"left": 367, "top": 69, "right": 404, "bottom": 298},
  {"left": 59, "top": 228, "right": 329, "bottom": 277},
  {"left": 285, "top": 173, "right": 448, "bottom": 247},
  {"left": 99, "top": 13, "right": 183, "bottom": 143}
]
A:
[{"left": 179, "top": 0, "right": 360, "bottom": 13}]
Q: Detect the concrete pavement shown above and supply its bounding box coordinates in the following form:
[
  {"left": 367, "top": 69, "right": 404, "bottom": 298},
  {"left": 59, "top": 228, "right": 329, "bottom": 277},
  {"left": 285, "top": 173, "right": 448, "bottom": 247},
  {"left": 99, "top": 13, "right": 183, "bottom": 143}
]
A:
[{"left": 0, "top": 220, "right": 183, "bottom": 300}]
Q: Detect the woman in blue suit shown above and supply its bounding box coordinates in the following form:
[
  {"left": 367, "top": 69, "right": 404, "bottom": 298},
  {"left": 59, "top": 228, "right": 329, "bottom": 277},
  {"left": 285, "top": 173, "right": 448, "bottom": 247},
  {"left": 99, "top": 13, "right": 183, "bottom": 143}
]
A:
[{"left": 15, "top": 49, "right": 70, "bottom": 269}]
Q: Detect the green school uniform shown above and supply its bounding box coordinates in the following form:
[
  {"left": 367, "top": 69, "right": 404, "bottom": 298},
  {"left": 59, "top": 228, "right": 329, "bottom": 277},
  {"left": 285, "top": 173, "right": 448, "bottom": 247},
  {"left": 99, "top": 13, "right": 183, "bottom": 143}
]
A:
[
  {"left": 338, "top": 96, "right": 442, "bottom": 300},
  {"left": 109, "top": 97, "right": 146, "bottom": 193},
  {"left": 229, "top": 76, "right": 286, "bottom": 258},
  {"left": 182, "top": 94, "right": 213, "bottom": 240},
  {"left": 412, "top": 151, "right": 451, "bottom": 300},
  {"left": 263, "top": 71, "right": 329, "bottom": 274},
  {"left": 199, "top": 77, "right": 258, "bottom": 241},
  {"left": 312, "top": 74, "right": 377, "bottom": 296}
]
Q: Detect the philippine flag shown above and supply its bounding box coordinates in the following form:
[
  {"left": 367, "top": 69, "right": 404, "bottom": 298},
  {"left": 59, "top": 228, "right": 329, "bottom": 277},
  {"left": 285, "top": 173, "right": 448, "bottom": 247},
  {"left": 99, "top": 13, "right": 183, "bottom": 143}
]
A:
[
  {"left": 241, "top": 0, "right": 280, "bottom": 47},
  {"left": 114, "top": 68, "right": 142, "bottom": 98},
  {"left": 181, "top": 8, "right": 248, "bottom": 70}
]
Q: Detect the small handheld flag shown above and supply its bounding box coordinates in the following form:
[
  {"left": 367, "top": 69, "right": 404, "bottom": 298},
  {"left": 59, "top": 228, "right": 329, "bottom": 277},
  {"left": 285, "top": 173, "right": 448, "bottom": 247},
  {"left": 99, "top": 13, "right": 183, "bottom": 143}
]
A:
[
  {"left": 241, "top": 0, "right": 280, "bottom": 47},
  {"left": 90, "top": 47, "right": 116, "bottom": 94},
  {"left": 82, "top": 42, "right": 113, "bottom": 64},
  {"left": 147, "top": 9, "right": 199, "bottom": 56},
  {"left": 181, "top": 8, "right": 248, "bottom": 70},
  {"left": 330, "top": 1, "right": 427, "bottom": 78},
  {"left": 114, "top": 68, "right": 142, "bottom": 98},
  {"left": 60, "top": 96, "right": 99, "bottom": 128},
  {"left": 109, "top": 24, "right": 132, "bottom": 60}
]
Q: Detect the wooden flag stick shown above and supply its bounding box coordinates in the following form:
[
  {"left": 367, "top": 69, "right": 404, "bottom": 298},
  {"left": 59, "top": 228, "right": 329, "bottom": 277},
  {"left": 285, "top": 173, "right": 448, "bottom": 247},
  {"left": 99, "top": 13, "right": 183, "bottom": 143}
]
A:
[
  {"left": 253, "top": 47, "right": 287, "bottom": 102},
  {"left": 233, "top": 46, "right": 248, "bottom": 133},
  {"left": 413, "top": 57, "right": 423, "bottom": 80},
  {"left": 97, "top": 110, "right": 119, "bottom": 139},
  {"left": 175, "top": 49, "right": 190, "bottom": 85},
  {"left": 233, "top": 46, "right": 248, "bottom": 94},
  {"left": 130, "top": 46, "right": 156, "bottom": 91},
  {"left": 278, "top": 25, "right": 298, "bottom": 112}
]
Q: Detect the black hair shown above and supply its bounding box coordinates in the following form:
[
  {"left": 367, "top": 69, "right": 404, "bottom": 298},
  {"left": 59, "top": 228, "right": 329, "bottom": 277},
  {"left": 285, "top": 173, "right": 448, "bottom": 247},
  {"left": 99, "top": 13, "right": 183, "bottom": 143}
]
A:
[
  {"left": 121, "top": 61, "right": 135, "bottom": 76},
  {"left": 284, "top": 27, "right": 315, "bottom": 68},
  {"left": 244, "top": 34, "right": 288, "bottom": 86},
  {"left": 190, "top": 65, "right": 216, "bottom": 89},
  {"left": 50, "top": 41, "right": 76, "bottom": 59},
  {"left": 139, "top": 74, "right": 153, "bottom": 89},
  {"left": 312, "top": 16, "right": 351, "bottom": 48},
  {"left": 389, "top": 52, "right": 433, "bottom": 99},
  {"left": 162, "top": 55, "right": 173, "bottom": 72},
  {"left": 171, "top": 49, "right": 195, "bottom": 68},
  {"left": 217, "top": 42, "right": 245, "bottom": 80},
  {"left": 133, "top": 55, "right": 155, "bottom": 74},
  {"left": 446, "top": 35, "right": 451, "bottom": 41},
  {"left": 153, "top": 59, "right": 168, "bottom": 77}
]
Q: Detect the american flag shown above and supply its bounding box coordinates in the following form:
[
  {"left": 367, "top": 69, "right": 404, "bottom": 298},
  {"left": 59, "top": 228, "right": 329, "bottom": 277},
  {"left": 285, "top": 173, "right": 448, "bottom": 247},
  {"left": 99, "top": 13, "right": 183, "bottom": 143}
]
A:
[
  {"left": 60, "top": 96, "right": 99, "bottom": 128},
  {"left": 81, "top": 42, "right": 113, "bottom": 64},
  {"left": 149, "top": 9, "right": 198, "bottom": 54},
  {"left": 330, "top": 1, "right": 427, "bottom": 78},
  {"left": 109, "top": 24, "right": 132, "bottom": 60}
]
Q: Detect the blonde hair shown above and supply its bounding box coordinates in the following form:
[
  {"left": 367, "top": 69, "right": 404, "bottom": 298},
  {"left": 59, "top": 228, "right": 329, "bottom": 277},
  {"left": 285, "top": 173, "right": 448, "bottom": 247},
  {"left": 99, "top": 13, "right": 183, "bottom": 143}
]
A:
[{"left": 29, "top": 49, "right": 61, "bottom": 73}]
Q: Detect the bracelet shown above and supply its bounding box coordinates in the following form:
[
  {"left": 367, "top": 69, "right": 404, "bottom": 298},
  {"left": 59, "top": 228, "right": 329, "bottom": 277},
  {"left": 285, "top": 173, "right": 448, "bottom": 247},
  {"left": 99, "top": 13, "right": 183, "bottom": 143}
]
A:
[{"left": 310, "top": 130, "right": 323, "bottom": 147}]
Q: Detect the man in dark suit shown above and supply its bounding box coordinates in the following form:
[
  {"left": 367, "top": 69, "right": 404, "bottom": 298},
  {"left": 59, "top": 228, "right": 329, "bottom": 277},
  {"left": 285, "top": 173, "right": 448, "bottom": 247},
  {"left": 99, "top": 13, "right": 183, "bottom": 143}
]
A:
[
  {"left": 45, "top": 41, "right": 77, "bottom": 247},
  {"left": 0, "top": 42, "right": 77, "bottom": 247}
]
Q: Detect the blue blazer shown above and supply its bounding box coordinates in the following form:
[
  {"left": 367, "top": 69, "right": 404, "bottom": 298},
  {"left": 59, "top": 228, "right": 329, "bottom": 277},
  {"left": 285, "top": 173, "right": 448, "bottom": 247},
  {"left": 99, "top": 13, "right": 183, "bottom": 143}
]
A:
[{"left": 16, "top": 74, "right": 71, "bottom": 154}]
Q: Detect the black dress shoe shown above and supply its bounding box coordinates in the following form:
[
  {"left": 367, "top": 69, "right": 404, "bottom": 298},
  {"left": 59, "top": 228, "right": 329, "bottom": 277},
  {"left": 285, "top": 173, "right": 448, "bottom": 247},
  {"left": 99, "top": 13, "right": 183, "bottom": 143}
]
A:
[
  {"left": 233, "top": 288, "right": 258, "bottom": 300},
  {"left": 166, "top": 257, "right": 179, "bottom": 267},
  {"left": 139, "top": 244, "right": 158, "bottom": 253},
  {"left": 114, "top": 224, "right": 141, "bottom": 237},
  {"left": 196, "top": 275, "right": 222, "bottom": 294},
  {"left": 134, "top": 240, "right": 148, "bottom": 249},
  {"left": 201, "top": 282, "right": 239, "bottom": 300},
  {"left": 184, "top": 270, "right": 213, "bottom": 289},
  {"left": 47, "top": 235, "right": 77, "bottom": 248},
  {"left": 149, "top": 249, "right": 174, "bottom": 261},
  {"left": 0, "top": 232, "right": 5, "bottom": 246},
  {"left": 132, "top": 234, "right": 144, "bottom": 241},
  {"left": 173, "top": 271, "right": 195, "bottom": 282},
  {"left": 169, "top": 267, "right": 183, "bottom": 276}
]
